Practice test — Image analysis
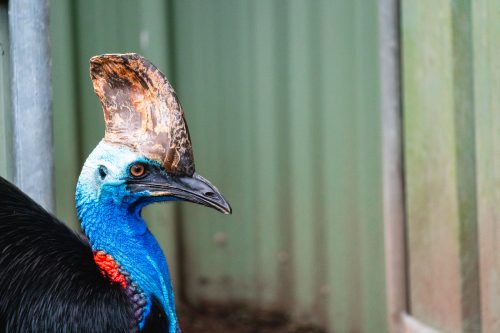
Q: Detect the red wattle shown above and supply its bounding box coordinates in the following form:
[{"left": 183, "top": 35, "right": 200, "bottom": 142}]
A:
[{"left": 93, "top": 251, "right": 127, "bottom": 289}]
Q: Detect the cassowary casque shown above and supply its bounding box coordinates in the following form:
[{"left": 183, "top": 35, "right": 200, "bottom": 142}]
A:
[{"left": 0, "top": 53, "right": 231, "bottom": 333}]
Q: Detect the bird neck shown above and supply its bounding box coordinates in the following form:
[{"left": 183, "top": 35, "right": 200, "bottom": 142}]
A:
[{"left": 76, "top": 185, "right": 179, "bottom": 332}]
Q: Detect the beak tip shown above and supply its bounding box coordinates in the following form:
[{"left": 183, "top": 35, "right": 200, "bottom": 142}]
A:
[{"left": 221, "top": 202, "right": 232, "bottom": 215}]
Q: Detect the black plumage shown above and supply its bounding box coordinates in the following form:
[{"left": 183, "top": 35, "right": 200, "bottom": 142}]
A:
[{"left": 0, "top": 176, "right": 166, "bottom": 332}]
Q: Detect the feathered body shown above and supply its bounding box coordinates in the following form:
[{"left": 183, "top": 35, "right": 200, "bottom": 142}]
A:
[{"left": 0, "top": 175, "right": 167, "bottom": 332}]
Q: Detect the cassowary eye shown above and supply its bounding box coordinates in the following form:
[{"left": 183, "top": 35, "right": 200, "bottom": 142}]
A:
[{"left": 130, "top": 163, "right": 146, "bottom": 178}]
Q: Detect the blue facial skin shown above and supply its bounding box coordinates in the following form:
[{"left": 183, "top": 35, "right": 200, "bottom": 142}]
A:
[{"left": 76, "top": 141, "right": 180, "bottom": 333}]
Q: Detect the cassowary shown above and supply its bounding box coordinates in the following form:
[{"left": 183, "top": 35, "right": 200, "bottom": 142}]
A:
[{"left": 0, "top": 53, "right": 231, "bottom": 333}]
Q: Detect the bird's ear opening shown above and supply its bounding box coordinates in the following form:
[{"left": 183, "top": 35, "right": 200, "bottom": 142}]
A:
[{"left": 97, "top": 166, "right": 108, "bottom": 180}]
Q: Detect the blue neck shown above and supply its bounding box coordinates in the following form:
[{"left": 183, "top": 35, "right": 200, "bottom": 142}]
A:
[{"left": 76, "top": 184, "right": 179, "bottom": 333}]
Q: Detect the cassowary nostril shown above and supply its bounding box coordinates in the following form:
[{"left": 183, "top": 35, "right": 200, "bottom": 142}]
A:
[{"left": 204, "top": 191, "right": 215, "bottom": 197}]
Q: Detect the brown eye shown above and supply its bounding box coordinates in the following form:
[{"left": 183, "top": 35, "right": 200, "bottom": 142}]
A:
[{"left": 130, "top": 163, "right": 146, "bottom": 178}]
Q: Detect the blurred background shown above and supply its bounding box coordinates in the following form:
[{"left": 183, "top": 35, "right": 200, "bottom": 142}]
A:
[{"left": 1, "top": 0, "right": 499, "bottom": 332}]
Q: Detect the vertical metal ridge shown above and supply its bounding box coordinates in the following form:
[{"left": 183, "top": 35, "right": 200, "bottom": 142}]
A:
[
  {"left": 50, "top": 0, "right": 81, "bottom": 228},
  {"left": 9, "top": 0, "right": 53, "bottom": 212},
  {"left": 450, "top": 1, "right": 481, "bottom": 331},
  {"left": 164, "top": 0, "right": 188, "bottom": 305},
  {"left": 379, "top": 0, "right": 407, "bottom": 332}
]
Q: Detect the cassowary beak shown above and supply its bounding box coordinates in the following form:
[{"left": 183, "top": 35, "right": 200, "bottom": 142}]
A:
[{"left": 129, "top": 172, "right": 232, "bottom": 215}]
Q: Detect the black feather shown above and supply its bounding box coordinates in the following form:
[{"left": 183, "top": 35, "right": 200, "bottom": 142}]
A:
[
  {"left": 141, "top": 297, "right": 168, "bottom": 333},
  {"left": 0, "top": 176, "right": 136, "bottom": 332}
]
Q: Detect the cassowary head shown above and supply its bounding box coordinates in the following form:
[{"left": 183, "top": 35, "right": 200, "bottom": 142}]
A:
[{"left": 77, "top": 53, "right": 231, "bottom": 216}]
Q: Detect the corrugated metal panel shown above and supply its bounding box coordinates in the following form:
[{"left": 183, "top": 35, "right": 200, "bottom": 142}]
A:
[
  {"left": 50, "top": 1, "right": 387, "bottom": 331},
  {"left": 51, "top": 0, "right": 80, "bottom": 229},
  {"left": 473, "top": 1, "right": 500, "bottom": 332},
  {"left": 401, "top": 0, "right": 480, "bottom": 331},
  {"left": 172, "top": 1, "right": 386, "bottom": 331}
]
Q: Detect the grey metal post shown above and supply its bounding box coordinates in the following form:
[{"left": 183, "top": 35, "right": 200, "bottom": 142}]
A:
[{"left": 9, "top": 0, "right": 53, "bottom": 212}]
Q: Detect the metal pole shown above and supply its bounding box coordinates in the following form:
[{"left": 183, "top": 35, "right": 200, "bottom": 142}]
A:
[
  {"left": 379, "top": 0, "right": 407, "bottom": 332},
  {"left": 9, "top": 0, "right": 53, "bottom": 212}
]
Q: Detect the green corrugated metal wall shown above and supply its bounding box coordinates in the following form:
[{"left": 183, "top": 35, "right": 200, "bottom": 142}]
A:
[
  {"left": 473, "top": 2, "right": 500, "bottom": 332},
  {"left": 402, "top": 1, "right": 476, "bottom": 330},
  {"left": 50, "top": 0, "right": 387, "bottom": 331},
  {"left": 401, "top": 0, "right": 500, "bottom": 332},
  {"left": 172, "top": 2, "right": 385, "bottom": 330}
]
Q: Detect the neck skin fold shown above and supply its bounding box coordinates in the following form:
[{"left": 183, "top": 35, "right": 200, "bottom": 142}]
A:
[{"left": 76, "top": 181, "right": 179, "bottom": 333}]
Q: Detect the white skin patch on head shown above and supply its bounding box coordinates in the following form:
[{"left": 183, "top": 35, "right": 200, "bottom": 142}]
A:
[{"left": 77, "top": 141, "right": 146, "bottom": 197}]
